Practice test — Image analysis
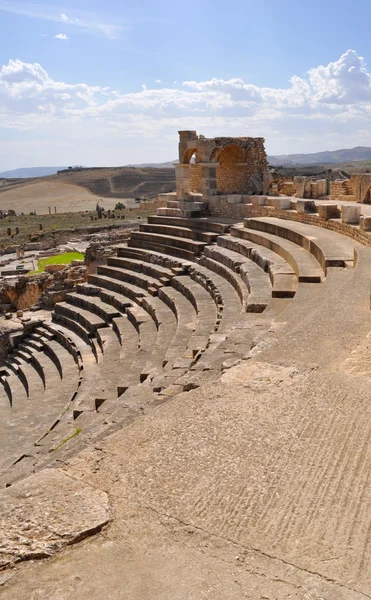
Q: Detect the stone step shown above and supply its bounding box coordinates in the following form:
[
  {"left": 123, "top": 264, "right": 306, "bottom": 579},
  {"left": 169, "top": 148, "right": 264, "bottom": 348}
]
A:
[
  {"left": 54, "top": 302, "right": 107, "bottom": 334},
  {"left": 117, "top": 245, "right": 193, "bottom": 271},
  {"left": 97, "top": 265, "right": 159, "bottom": 293},
  {"left": 51, "top": 313, "right": 100, "bottom": 361},
  {"left": 128, "top": 237, "right": 196, "bottom": 261},
  {"left": 220, "top": 231, "right": 323, "bottom": 284},
  {"left": 199, "top": 253, "right": 250, "bottom": 308},
  {"left": 187, "top": 264, "right": 243, "bottom": 332},
  {"left": 139, "top": 222, "right": 218, "bottom": 243},
  {"left": 89, "top": 273, "right": 147, "bottom": 302},
  {"left": 148, "top": 215, "right": 230, "bottom": 234},
  {"left": 244, "top": 216, "right": 359, "bottom": 271},
  {"left": 204, "top": 244, "right": 296, "bottom": 300},
  {"left": 129, "top": 231, "right": 206, "bottom": 256},
  {"left": 107, "top": 256, "right": 173, "bottom": 281},
  {"left": 65, "top": 292, "right": 121, "bottom": 323}
]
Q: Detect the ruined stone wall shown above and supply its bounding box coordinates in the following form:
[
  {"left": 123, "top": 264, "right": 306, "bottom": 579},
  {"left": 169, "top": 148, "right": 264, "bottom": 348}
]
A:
[
  {"left": 177, "top": 131, "right": 269, "bottom": 200},
  {"left": 216, "top": 145, "right": 246, "bottom": 194},
  {"left": 208, "top": 198, "right": 251, "bottom": 219},
  {"left": 310, "top": 179, "right": 327, "bottom": 199},
  {"left": 330, "top": 180, "right": 355, "bottom": 201},
  {"left": 278, "top": 181, "right": 297, "bottom": 196},
  {"left": 190, "top": 163, "right": 202, "bottom": 193}
]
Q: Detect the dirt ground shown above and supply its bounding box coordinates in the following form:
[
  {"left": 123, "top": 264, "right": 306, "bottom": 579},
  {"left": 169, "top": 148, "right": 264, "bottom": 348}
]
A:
[{"left": 0, "top": 181, "right": 127, "bottom": 215}]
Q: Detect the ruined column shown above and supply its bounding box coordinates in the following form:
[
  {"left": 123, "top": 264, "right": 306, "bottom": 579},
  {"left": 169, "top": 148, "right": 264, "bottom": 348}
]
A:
[
  {"left": 200, "top": 163, "right": 217, "bottom": 198},
  {"left": 175, "top": 164, "right": 191, "bottom": 199}
]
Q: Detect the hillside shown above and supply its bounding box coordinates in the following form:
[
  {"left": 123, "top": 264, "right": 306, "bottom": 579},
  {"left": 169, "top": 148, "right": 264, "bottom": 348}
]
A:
[
  {"left": 0, "top": 167, "right": 176, "bottom": 215},
  {"left": 268, "top": 146, "right": 371, "bottom": 166}
]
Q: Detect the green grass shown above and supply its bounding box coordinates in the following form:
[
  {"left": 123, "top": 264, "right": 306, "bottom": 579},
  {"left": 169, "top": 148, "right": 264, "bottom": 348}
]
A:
[
  {"left": 49, "top": 427, "right": 82, "bottom": 453},
  {"left": 30, "top": 251, "right": 84, "bottom": 274}
]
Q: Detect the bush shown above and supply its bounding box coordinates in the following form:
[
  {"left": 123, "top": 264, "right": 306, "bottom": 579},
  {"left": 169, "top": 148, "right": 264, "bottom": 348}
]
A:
[{"left": 115, "top": 202, "right": 125, "bottom": 210}]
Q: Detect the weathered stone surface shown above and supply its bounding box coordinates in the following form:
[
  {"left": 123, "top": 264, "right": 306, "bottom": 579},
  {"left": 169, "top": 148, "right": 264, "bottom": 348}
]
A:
[
  {"left": 0, "top": 469, "right": 110, "bottom": 568},
  {"left": 341, "top": 204, "right": 361, "bottom": 224},
  {"left": 317, "top": 203, "right": 341, "bottom": 220}
]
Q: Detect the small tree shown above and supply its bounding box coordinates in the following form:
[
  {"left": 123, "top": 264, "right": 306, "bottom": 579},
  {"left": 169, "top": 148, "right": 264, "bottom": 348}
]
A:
[{"left": 115, "top": 202, "right": 125, "bottom": 210}]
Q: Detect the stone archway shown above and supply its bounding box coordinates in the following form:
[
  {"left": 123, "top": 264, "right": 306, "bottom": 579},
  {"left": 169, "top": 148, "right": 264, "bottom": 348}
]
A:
[{"left": 189, "top": 151, "right": 202, "bottom": 194}]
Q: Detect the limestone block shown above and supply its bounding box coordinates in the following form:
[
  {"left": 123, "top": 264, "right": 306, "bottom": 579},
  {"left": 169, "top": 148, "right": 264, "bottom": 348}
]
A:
[
  {"left": 250, "top": 196, "right": 266, "bottom": 206},
  {"left": 317, "top": 204, "right": 340, "bottom": 220},
  {"left": 266, "top": 197, "right": 291, "bottom": 210},
  {"left": 297, "top": 200, "right": 317, "bottom": 213},
  {"left": 341, "top": 204, "right": 361, "bottom": 224},
  {"left": 360, "top": 215, "right": 371, "bottom": 231}
]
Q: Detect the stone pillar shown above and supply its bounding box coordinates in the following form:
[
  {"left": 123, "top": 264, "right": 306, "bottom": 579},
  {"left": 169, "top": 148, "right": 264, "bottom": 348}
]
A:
[
  {"left": 175, "top": 164, "right": 191, "bottom": 199},
  {"left": 200, "top": 163, "right": 218, "bottom": 199}
]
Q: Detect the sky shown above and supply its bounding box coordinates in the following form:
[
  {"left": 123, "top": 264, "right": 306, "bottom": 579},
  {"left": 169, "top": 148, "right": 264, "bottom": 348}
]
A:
[{"left": 1, "top": 0, "right": 371, "bottom": 170}]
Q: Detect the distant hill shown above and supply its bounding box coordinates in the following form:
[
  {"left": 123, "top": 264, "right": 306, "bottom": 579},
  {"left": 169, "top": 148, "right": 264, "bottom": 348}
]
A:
[
  {"left": 268, "top": 147, "right": 371, "bottom": 166},
  {"left": 0, "top": 167, "right": 69, "bottom": 179},
  {"left": 126, "top": 160, "right": 177, "bottom": 169}
]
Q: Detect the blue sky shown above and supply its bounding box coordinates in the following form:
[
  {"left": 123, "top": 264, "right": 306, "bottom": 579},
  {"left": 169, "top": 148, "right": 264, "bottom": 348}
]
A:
[{"left": 1, "top": 0, "right": 371, "bottom": 169}]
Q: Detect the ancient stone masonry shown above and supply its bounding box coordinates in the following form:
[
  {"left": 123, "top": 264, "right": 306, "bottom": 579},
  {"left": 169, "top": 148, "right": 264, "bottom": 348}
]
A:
[{"left": 175, "top": 131, "right": 269, "bottom": 215}]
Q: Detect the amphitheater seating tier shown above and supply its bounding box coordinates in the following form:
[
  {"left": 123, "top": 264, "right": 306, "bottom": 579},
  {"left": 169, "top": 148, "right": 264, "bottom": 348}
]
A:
[{"left": 1, "top": 213, "right": 365, "bottom": 485}]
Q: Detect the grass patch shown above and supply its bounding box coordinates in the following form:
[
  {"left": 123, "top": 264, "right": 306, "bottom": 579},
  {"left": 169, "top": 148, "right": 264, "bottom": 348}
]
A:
[
  {"left": 30, "top": 251, "right": 84, "bottom": 274},
  {"left": 49, "top": 427, "right": 82, "bottom": 453}
]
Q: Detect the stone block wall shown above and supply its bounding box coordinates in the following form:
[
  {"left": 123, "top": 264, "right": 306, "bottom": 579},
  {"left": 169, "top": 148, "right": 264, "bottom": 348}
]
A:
[
  {"left": 330, "top": 180, "right": 355, "bottom": 201},
  {"left": 190, "top": 163, "right": 202, "bottom": 193},
  {"left": 278, "top": 181, "right": 297, "bottom": 196},
  {"left": 177, "top": 131, "right": 269, "bottom": 200}
]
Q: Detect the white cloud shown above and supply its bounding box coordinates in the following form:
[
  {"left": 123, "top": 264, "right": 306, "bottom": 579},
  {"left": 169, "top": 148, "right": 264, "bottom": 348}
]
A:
[
  {"left": 54, "top": 33, "right": 68, "bottom": 40},
  {"left": 0, "top": 2, "right": 126, "bottom": 38},
  {"left": 155, "top": 79, "right": 162, "bottom": 83},
  {"left": 1, "top": 50, "right": 371, "bottom": 168}
]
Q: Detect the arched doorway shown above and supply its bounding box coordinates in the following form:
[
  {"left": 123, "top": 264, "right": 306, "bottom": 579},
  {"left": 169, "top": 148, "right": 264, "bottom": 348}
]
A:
[{"left": 189, "top": 151, "right": 202, "bottom": 194}]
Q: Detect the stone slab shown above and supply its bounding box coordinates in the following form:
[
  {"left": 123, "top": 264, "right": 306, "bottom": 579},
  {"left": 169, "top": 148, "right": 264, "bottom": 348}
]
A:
[{"left": 0, "top": 468, "right": 110, "bottom": 569}]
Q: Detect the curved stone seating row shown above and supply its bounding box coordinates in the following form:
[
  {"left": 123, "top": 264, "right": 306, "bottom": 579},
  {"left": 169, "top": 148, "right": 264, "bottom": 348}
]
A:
[
  {"left": 202, "top": 244, "right": 272, "bottom": 311},
  {"left": 0, "top": 323, "right": 83, "bottom": 482},
  {"left": 244, "top": 216, "right": 360, "bottom": 271},
  {"left": 148, "top": 215, "right": 230, "bottom": 234},
  {"left": 224, "top": 228, "right": 323, "bottom": 286},
  {"left": 128, "top": 218, "right": 229, "bottom": 260},
  {"left": 7, "top": 214, "right": 357, "bottom": 481}
]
